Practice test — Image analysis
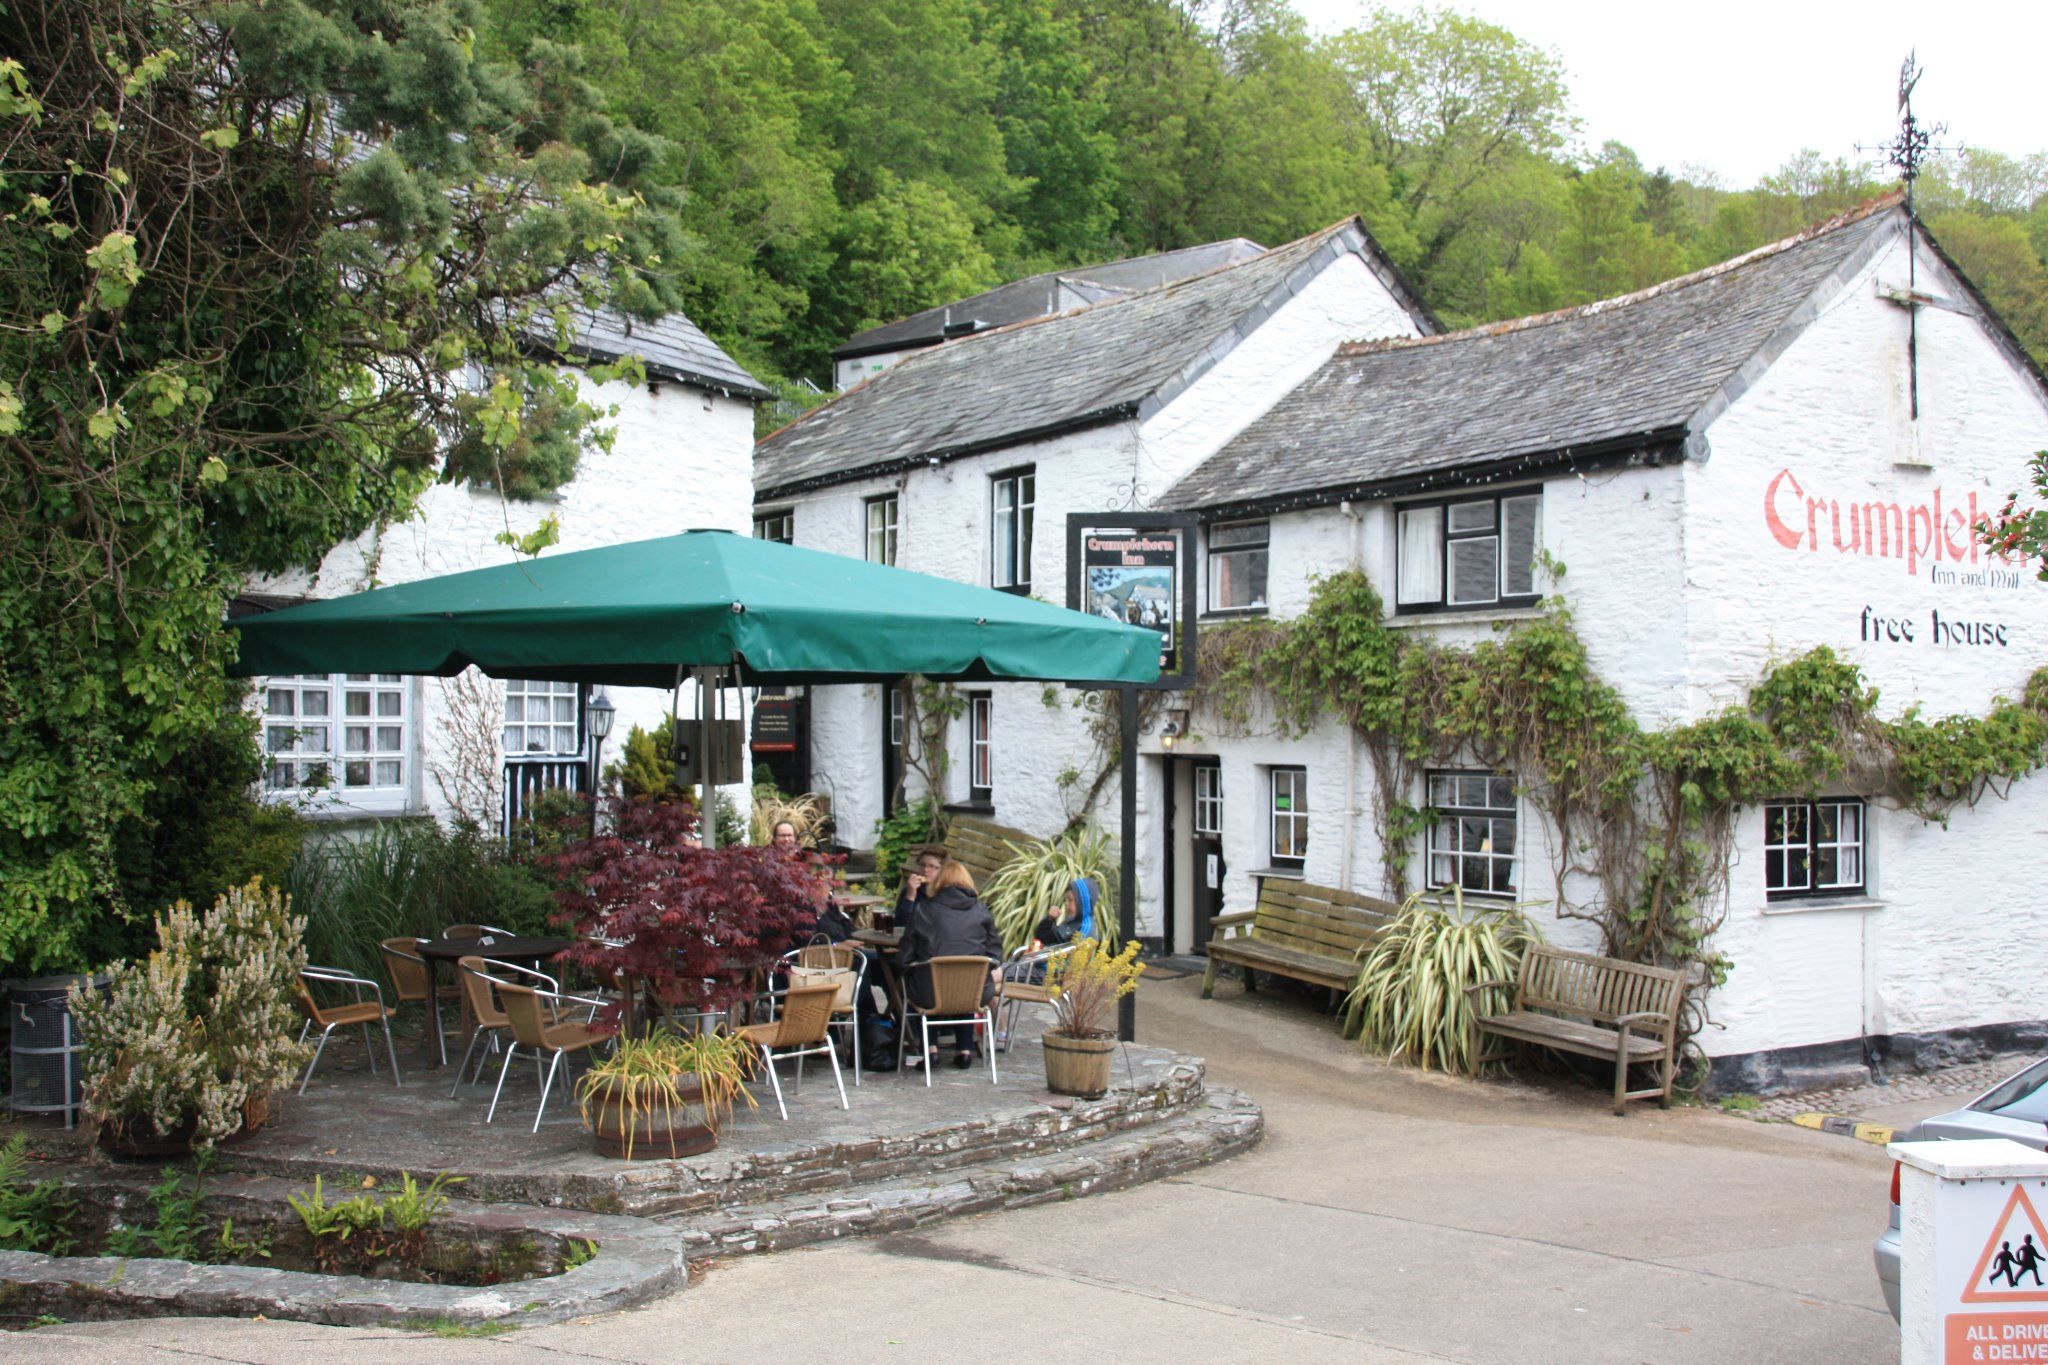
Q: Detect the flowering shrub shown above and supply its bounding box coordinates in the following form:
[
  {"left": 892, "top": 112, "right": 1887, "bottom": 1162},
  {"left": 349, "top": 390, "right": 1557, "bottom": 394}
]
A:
[
  {"left": 554, "top": 797, "right": 831, "bottom": 1015},
  {"left": 1042, "top": 936, "right": 1144, "bottom": 1040},
  {"left": 72, "top": 879, "right": 311, "bottom": 1146}
]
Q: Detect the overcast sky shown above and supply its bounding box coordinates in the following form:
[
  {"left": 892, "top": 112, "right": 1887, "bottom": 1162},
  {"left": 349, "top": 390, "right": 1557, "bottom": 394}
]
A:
[{"left": 1292, "top": 0, "right": 2047, "bottom": 187}]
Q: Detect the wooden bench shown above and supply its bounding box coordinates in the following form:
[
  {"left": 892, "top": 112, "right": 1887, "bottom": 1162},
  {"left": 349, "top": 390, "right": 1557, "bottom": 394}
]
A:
[
  {"left": 942, "top": 813, "right": 1037, "bottom": 894},
  {"left": 1201, "top": 878, "right": 1398, "bottom": 1001},
  {"left": 1468, "top": 945, "right": 1687, "bottom": 1115}
]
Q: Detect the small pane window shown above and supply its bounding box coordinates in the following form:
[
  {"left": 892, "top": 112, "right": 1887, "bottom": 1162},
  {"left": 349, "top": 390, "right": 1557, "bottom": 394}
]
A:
[
  {"left": 1269, "top": 767, "right": 1308, "bottom": 868},
  {"left": 260, "top": 674, "right": 406, "bottom": 800},
  {"left": 866, "top": 494, "right": 899, "bottom": 566},
  {"left": 1395, "top": 491, "right": 1543, "bottom": 614},
  {"left": 1194, "top": 766, "right": 1223, "bottom": 837},
  {"left": 992, "top": 470, "right": 1034, "bottom": 591},
  {"left": 754, "top": 510, "right": 794, "bottom": 544},
  {"left": 968, "top": 693, "right": 993, "bottom": 800},
  {"left": 1426, "top": 770, "right": 1517, "bottom": 896},
  {"left": 1207, "top": 520, "right": 1269, "bottom": 613},
  {"left": 504, "top": 679, "right": 584, "bottom": 757},
  {"left": 1765, "top": 798, "right": 1867, "bottom": 898}
]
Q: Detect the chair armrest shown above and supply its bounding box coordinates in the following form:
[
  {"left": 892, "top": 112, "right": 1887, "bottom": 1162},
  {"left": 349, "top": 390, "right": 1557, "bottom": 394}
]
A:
[
  {"left": 1614, "top": 1011, "right": 1671, "bottom": 1029},
  {"left": 1208, "top": 912, "right": 1255, "bottom": 936},
  {"left": 1461, "top": 978, "right": 1514, "bottom": 999},
  {"left": 481, "top": 959, "right": 561, "bottom": 991},
  {"left": 301, "top": 968, "right": 383, "bottom": 1006}
]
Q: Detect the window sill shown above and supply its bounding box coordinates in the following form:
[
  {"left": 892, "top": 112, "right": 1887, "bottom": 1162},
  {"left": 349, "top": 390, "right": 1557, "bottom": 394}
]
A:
[
  {"left": 942, "top": 800, "right": 995, "bottom": 817},
  {"left": 1385, "top": 605, "right": 1550, "bottom": 629},
  {"left": 1760, "top": 895, "right": 1885, "bottom": 916},
  {"left": 1251, "top": 866, "right": 1305, "bottom": 881},
  {"left": 1200, "top": 609, "right": 1270, "bottom": 622}
]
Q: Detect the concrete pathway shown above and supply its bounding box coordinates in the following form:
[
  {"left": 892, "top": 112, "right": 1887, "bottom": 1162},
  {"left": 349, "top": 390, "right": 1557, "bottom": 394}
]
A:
[{"left": 12, "top": 974, "right": 1898, "bottom": 1363}]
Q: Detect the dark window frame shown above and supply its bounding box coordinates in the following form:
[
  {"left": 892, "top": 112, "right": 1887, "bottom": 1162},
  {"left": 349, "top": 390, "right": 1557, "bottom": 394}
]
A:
[
  {"left": 1205, "top": 519, "right": 1271, "bottom": 616},
  {"left": 754, "top": 509, "right": 794, "bottom": 545},
  {"left": 1424, "top": 769, "right": 1519, "bottom": 897},
  {"left": 1268, "top": 765, "right": 1308, "bottom": 870},
  {"left": 1394, "top": 489, "right": 1543, "bottom": 616},
  {"left": 967, "top": 691, "right": 993, "bottom": 803},
  {"left": 990, "top": 466, "right": 1035, "bottom": 594},
  {"left": 1763, "top": 797, "right": 1868, "bottom": 899},
  {"left": 864, "top": 493, "right": 899, "bottom": 566}
]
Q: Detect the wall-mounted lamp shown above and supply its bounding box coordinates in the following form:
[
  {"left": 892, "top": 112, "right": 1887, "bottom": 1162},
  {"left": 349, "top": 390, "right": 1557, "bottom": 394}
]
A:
[{"left": 1159, "top": 708, "right": 1189, "bottom": 750}]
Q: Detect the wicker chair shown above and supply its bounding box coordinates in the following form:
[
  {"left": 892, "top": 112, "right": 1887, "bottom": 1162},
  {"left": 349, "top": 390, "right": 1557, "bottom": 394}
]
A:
[
  {"left": 488, "top": 982, "right": 609, "bottom": 1131},
  {"left": 779, "top": 942, "right": 867, "bottom": 1085},
  {"left": 898, "top": 955, "right": 998, "bottom": 1087},
  {"left": 380, "top": 937, "right": 460, "bottom": 1067},
  {"left": 448, "top": 956, "right": 560, "bottom": 1097},
  {"left": 294, "top": 968, "right": 401, "bottom": 1093},
  {"left": 993, "top": 942, "right": 1073, "bottom": 1053},
  {"left": 737, "top": 981, "right": 848, "bottom": 1120}
]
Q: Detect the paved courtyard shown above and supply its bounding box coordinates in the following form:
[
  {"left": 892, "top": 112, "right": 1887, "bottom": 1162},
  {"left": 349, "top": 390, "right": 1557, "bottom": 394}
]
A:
[{"left": 12, "top": 971, "right": 1898, "bottom": 1363}]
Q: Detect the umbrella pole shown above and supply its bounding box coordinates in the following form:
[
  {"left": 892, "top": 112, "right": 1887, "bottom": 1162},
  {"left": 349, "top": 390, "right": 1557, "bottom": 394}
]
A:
[
  {"left": 698, "top": 667, "right": 719, "bottom": 851},
  {"left": 1118, "top": 684, "right": 1138, "bottom": 1043}
]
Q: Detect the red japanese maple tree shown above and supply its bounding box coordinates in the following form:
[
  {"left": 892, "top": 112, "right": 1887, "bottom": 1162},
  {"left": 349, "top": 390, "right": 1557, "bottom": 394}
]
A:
[{"left": 551, "top": 797, "right": 830, "bottom": 1015}]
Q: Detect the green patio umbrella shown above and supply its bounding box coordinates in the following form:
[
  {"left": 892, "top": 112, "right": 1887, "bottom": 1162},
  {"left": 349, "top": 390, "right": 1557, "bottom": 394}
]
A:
[{"left": 228, "top": 529, "right": 1160, "bottom": 687}]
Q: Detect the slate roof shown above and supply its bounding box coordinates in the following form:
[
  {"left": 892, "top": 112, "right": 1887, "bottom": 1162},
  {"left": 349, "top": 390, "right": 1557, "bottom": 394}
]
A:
[
  {"left": 831, "top": 239, "right": 1268, "bottom": 360},
  {"left": 557, "top": 308, "right": 771, "bottom": 401},
  {"left": 759, "top": 219, "right": 1436, "bottom": 499},
  {"left": 1160, "top": 198, "right": 1910, "bottom": 516}
]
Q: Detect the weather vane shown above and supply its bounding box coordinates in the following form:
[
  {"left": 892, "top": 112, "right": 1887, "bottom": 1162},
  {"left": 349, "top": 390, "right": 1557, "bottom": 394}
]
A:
[{"left": 1855, "top": 52, "right": 1956, "bottom": 424}]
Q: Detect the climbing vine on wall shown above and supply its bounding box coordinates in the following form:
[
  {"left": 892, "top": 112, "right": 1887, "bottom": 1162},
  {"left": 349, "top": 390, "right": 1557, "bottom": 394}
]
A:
[{"left": 1193, "top": 570, "right": 2048, "bottom": 994}]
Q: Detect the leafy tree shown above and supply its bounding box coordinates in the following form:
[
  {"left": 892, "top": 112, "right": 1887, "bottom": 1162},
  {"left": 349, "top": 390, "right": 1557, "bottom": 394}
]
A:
[
  {"left": 1930, "top": 212, "right": 2048, "bottom": 365},
  {"left": 829, "top": 172, "right": 1000, "bottom": 333},
  {"left": 0, "top": 0, "right": 682, "bottom": 972}
]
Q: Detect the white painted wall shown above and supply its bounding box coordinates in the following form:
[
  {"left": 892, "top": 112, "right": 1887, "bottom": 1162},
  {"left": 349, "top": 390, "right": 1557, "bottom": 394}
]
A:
[
  {"left": 252, "top": 373, "right": 759, "bottom": 826},
  {"left": 834, "top": 347, "right": 925, "bottom": 392}
]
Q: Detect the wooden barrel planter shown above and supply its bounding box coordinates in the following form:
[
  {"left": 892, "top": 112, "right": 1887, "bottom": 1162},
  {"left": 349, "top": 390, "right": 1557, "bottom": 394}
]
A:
[
  {"left": 584, "top": 1073, "right": 716, "bottom": 1159},
  {"left": 1042, "top": 1031, "right": 1115, "bottom": 1099}
]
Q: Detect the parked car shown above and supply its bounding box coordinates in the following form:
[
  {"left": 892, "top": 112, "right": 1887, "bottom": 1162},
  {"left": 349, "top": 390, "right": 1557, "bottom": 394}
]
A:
[{"left": 1875, "top": 1056, "right": 2048, "bottom": 1320}]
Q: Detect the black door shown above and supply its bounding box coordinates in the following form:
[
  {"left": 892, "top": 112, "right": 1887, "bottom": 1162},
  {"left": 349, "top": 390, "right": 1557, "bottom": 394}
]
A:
[{"left": 1190, "top": 760, "right": 1225, "bottom": 950}]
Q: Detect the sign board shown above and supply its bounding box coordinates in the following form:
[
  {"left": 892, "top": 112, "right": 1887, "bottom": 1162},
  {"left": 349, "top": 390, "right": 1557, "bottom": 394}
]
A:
[
  {"left": 750, "top": 695, "right": 799, "bottom": 753},
  {"left": 1895, "top": 1139, "right": 2048, "bottom": 1364},
  {"left": 1065, "top": 512, "right": 1197, "bottom": 690},
  {"left": 673, "top": 718, "right": 746, "bottom": 787}
]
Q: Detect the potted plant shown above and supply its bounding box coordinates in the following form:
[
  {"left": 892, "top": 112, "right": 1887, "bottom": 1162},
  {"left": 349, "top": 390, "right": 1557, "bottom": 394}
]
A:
[
  {"left": 578, "top": 1029, "right": 758, "bottom": 1159},
  {"left": 1040, "top": 936, "right": 1145, "bottom": 1099},
  {"left": 70, "top": 879, "right": 311, "bottom": 1155}
]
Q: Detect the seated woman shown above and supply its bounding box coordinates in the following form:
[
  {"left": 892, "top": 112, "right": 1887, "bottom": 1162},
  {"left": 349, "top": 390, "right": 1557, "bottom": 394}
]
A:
[{"left": 900, "top": 859, "right": 1003, "bottom": 1069}]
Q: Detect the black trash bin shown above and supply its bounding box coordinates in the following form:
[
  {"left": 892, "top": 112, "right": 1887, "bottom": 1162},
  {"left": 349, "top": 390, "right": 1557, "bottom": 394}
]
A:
[{"left": 6, "top": 975, "right": 95, "bottom": 1130}]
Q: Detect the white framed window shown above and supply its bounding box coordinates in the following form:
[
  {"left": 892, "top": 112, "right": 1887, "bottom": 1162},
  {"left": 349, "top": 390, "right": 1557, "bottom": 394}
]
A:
[
  {"left": 865, "top": 494, "right": 899, "bottom": 566},
  {"left": 889, "top": 684, "right": 906, "bottom": 750},
  {"left": 1426, "top": 771, "right": 1517, "bottom": 895},
  {"left": 1764, "top": 798, "right": 1866, "bottom": 898},
  {"left": 968, "top": 693, "right": 993, "bottom": 801},
  {"left": 1396, "top": 491, "right": 1542, "bottom": 612},
  {"left": 504, "top": 679, "right": 582, "bottom": 756},
  {"left": 991, "top": 469, "right": 1034, "bottom": 591},
  {"left": 1269, "top": 766, "right": 1308, "bottom": 868},
  {"left": 754, "top": 509, "right": 793, "bottom": 544},
  {"left": 1206, "top": 520, "right": 1269, "bottom": 613},
  {"left": 262, "top": 674, "right": 408, "bottom": 805},
  {"left": 1194, "top": 765, "right": 1223, "bottom": 837}
]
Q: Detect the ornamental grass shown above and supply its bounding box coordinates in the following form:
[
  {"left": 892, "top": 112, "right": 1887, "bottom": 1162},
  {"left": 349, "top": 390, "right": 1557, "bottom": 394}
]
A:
[
  {"left": 983, "top": 824, "right": 1119, "bottom": 952},
  {"left": 1041, "top": 936, "right": 1144, "bottom": 1039},
  {"left": 1344, "top": 887, "right": 1539, "bottom": 1078}
]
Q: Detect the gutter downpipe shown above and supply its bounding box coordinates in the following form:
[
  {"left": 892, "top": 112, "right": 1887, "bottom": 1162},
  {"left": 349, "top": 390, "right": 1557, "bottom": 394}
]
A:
[{"left": 1339, "top": 500, "right": 1364, "bottom": 891}]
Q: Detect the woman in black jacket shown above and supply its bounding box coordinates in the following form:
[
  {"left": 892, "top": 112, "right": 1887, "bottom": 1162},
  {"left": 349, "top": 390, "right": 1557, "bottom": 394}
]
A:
[{"left": 899, "top": 860, "right": 1003, "bottom": 1068}]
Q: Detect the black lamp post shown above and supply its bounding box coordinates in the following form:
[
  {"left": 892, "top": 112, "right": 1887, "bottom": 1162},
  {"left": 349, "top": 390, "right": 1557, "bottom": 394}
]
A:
[{"left": 585, "top": 687, "right": 616, "bottom": 833}]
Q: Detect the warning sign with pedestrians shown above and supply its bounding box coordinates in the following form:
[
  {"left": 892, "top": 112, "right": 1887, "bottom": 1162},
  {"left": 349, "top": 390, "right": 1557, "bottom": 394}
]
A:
[{"left": 1943, "top": 1179, "right": 2048, "bottom": 1362}]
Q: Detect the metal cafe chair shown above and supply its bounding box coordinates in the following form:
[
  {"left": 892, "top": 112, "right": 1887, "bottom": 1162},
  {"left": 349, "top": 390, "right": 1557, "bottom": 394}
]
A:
[
  {"left": 380, "top": 937, "right": 461, "bottom": 1067},
  {"left": 737, "top": 981, "right": 849, "bottom": 1121},
  {"left": 488, "top": 982, "right": 610, "bottom": 1132},
  {"left": 897, "top": 955, "right": 998, "bottom": 1087},
  {"left": 448, "top": 956, "right": 564, "bottom": 1096},
  {"left": 993, "top": 942, "right": 1074, "bottom": 1053},
  {"left": 778, "top": 942, "right": 868, "bottom": 1085},
  {"left": 294, "top": 967, "right": 402, "bottom": 1093},
  {"left": 442, "top": 923, "right": 514, "bottom": 941}
]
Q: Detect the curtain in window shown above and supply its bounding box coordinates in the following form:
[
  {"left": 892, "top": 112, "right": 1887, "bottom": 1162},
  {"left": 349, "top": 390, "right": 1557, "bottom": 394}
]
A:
[{"left": 1397, "top": 507, "right": 1443, "bottom": 604}]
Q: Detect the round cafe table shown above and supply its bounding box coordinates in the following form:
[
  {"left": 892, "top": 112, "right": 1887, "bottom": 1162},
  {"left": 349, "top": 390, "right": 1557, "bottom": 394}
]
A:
[{"left": 415, "top": 935, "right": 579, "bottom": 1066}]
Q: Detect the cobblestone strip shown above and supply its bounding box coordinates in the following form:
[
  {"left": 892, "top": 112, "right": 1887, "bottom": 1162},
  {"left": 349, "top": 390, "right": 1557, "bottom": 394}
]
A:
[{"left": 1748, "top": 1052, "right": 2035, "bottom": 1124}]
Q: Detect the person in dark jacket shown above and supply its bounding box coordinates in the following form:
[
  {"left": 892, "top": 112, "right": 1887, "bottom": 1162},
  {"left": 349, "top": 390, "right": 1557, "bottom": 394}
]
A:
[{"left": 899, "top": 860, "right": 1003, "bottom": 1068}]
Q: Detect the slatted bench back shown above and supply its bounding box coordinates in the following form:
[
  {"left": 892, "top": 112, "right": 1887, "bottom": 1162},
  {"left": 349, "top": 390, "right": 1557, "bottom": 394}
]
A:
[
  {"left": 1251, "top": 880, "right": 1400, "bottom": 961},
  {"left": 943, "top": 814, "right": 1038, "bottom": 894},
  {"left": 1517, "top": 946, "right": 1685, "bottom": 1026}
]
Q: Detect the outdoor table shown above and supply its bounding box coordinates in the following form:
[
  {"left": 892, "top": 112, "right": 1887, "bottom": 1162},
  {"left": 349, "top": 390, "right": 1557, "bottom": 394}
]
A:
[
  {"left": 851, "top": 927, "right": 905, "bottom": 1019},
  {"left": 415, "top": 935, "right": 578, "bottom": 1065}
]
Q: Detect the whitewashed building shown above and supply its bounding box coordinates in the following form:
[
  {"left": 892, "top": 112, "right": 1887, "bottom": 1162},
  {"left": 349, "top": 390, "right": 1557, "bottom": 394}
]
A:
[
  {"left": 762, "top": 197, "right": 2048, "bottom": 1091},
  {"left": 246, "top": 311, "right": 768, "bottom": 833}
]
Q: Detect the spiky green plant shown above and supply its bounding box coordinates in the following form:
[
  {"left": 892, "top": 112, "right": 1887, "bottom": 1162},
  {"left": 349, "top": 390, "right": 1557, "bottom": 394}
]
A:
[
  {"left": 981, "top": 825, "right": 1119, "bottom": 952},
  {"left": 1343, "top": 887, "right": 1540, "bottom": 1077}
]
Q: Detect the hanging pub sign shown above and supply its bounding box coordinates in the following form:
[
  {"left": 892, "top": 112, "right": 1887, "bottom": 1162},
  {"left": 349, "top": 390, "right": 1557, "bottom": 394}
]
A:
[{"left": 1065, "top": 512, "right": 1198, "bottom": 690}]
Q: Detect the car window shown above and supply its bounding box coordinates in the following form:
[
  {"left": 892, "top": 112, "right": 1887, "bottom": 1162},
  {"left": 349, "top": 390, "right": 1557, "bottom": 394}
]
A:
[{"left": 1972, "top": 1058, "right": 2048, "bottom": 1122}]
